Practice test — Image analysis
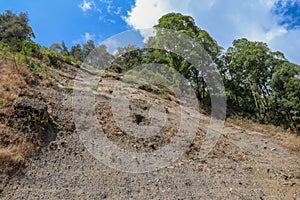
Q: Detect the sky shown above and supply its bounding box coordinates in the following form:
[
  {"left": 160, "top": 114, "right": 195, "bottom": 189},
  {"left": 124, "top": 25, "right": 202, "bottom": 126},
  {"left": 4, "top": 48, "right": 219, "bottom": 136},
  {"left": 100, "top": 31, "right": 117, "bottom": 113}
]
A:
[{"left": 0, "top": 0, "right": 300, "bottom": 64}]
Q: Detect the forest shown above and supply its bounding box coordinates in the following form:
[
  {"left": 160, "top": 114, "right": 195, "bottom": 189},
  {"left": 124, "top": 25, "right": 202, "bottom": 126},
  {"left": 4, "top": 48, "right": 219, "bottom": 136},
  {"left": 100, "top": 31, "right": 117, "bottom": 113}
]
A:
[{"left": 0, "top": 10, "right": 299, "bottom": 134}]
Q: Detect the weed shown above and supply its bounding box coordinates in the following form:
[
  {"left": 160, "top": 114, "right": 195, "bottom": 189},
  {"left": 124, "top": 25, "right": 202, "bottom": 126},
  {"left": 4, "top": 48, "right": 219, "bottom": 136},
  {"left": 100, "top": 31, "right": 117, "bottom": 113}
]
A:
[
  {"left": 138, "top": 83, "right": 172, "bottom": 100},
  {"left": 122, "top": 77, "right": 137, "bottom": 84},
  {"left": 138, "top": 84, "right": 162, "bottom": 95},
  {"left": 14, "top": 154, "right": 25, "bottom": 163},
  {"left": 115, "top": 86, "right": 122, "bottom": 91},
  {"left": 184, "top": 137, "right": 194, "bottom": 144},
  {"left": 91, "top": 85, "right": 98, "bottom": 91},
  {"left": 45, "top": 49, "right": 61, "bottom": 68}
]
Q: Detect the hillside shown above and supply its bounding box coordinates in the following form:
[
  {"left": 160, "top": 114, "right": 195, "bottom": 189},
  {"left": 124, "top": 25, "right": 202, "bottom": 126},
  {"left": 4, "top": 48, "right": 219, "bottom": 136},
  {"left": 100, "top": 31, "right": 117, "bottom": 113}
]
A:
[
  {"left": 0, "top": 10, "right": 300, "bottom": 200},
  {"left": 0, "top": 55, "right": 299, "bottom": 199}
]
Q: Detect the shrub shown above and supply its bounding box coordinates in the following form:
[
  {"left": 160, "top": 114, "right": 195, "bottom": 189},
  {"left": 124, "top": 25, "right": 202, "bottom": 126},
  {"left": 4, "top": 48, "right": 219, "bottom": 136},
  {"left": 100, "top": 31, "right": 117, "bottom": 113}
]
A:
[
  {"left": 21, "top": 40, "right": 42, "bottom": 59},
  {"left": 45, "top": 49, "right": 60, "bottom": 67}
]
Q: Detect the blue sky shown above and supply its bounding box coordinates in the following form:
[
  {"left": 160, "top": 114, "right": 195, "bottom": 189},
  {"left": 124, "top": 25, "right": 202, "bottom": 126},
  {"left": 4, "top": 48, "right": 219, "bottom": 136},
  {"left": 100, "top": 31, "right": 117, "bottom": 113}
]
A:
[
  {"left": 0, "top": 0, "right": 134, "bottom": 48},
  {"left": 0, "top": 0, "right": 300, "bottom": 64}
]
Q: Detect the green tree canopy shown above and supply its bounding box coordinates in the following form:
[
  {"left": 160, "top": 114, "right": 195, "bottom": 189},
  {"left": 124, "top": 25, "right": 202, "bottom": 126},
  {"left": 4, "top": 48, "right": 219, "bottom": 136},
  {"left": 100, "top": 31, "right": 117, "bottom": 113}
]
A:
[
  {"left": 0, "top": 10, "right": 35, "bottom": 51},
  {"left": 224, "top": 38, "right": 286, "bottom": 120},
  {"left": 114, "top": 45, "right": 143, "bottom": 70},
  {"left": 270, "top": 61, "right": 300, "bottom": 132},
  {"left": 147, "top": 13, "right": 222, "bottom": 102}
]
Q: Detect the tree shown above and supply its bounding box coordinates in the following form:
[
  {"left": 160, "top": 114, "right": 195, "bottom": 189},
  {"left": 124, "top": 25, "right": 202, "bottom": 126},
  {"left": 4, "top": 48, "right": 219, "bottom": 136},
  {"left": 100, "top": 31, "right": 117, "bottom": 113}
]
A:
[
  {"left": 82, "top": 40, "right": 96, "bottom": 59},
  {"left": 70, "top": 40, "right": 97, "bottom": 62},
  {"left": 114, "top": 45, "right": 143, "bottom": 70},
  {"left": 50, "top": 41, "right": 69, "bottom": 56},
  {"left": 70, "top": 44, "right": 83, "bottom": 61},
  {"left": 270, "top": 61, "right": 300, "bottom": 133},
  {"left": 154, "top": 13, "right": 199, "bottom": 34},
  {"left": 224, "top": 38, "right": 285, "bottom": 121},
  {"left": 61, "top": 41, "right": 69, "bottom": 55},
  {"left": 84, "top": 44, "right": 113, "bottom": 68},
  {"left": 0, "top": 10, "right": 35, "bottom": 51},
  {"left": 50, "top": 42, "right": 63, "bottom": 53},
  {"left": 154, "top": 13, "right": 222, "bottom": 61},
  {"left": 146, "top": 13, "right": 222, "bottom": 103}
]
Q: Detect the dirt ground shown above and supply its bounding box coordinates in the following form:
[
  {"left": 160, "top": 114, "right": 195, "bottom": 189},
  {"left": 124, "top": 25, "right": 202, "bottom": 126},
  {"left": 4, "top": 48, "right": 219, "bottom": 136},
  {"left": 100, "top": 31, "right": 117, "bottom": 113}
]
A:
[{"left": 0, "top": 65, "right": 299, "bottom": 200}]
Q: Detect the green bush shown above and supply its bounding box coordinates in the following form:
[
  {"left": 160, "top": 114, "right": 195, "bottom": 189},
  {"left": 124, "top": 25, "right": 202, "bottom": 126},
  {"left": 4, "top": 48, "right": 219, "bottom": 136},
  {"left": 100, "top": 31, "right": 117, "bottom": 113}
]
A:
[
  {"left": 45, "top": 49, "right": 60, "bottom": 67},
  {"left": 0, "top": 42, "right": 10, "bottom": 62},
  {"left": 21, "top": 40, "right": 42, "bottom": 59}
]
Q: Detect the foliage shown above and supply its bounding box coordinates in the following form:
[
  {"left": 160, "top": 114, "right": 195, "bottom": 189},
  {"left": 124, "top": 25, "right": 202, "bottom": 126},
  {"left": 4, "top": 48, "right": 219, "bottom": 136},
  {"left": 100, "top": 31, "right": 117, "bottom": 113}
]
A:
[
  {"left": 270, "top": 61, "right": 300, "bottom": 133},
  {"left": 146, "top": 13, "right": 223, "bottom": 104},
  {"left": 70, "top": 44, "right": 84, "bottom": 61},
  {"left": 70, "top": 40, "right": 99, "bottom": 62},
  {"left": 82, "top": 40, "right": 96, "bottom": 59},
  {"left": 0, "top": 10, "right": 35, "bottom": 51},
  {"left": 114, "top": 45, "right": 143, "bottom": 70},
  {"left": 21, "top": 40, "right": 42, "bottom": 59},
  {"left": 116, "top": 12, "right": 299, "bottom": 134},
  {"left": 1, "top": 10, "right": 299, "bottom": 134},
  {"left": 45, "top": 49, "right": 61, "bottom": 67}
]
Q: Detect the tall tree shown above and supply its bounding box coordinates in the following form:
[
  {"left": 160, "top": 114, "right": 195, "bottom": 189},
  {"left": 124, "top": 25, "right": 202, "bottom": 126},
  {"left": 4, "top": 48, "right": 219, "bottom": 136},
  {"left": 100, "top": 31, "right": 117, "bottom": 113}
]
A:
[
  {"left": 0, "top": 10, "right": 35, "bottom": 51},
  {"left": 70, "top": 44, "right": 83, "bottom": 61},
  {"left": 84, "top": 44, "right": 113, "bottom": 68},
  {"left": 114, "top": 45, "right": 143, "bottom": 70},
  {"left": 82, "top": 40, "right": 96, "bottom": 59},
  {"left": 270, "top": 61, "right": 300, "bottom": 133},
  {"left": 50, "top": 42, "right": 63, "bottom": 53},
  {"left": 70, "top": 40, "right": 97, "bottom": 62},
  {"left": 224, "top": 38, "right": 286, "bottom": 121},
  {"left": 61, "top": 41, "right": 69, "bottom": 56},
  {"left": 147, "top": 13, "right": 222, "bottom": 102}
]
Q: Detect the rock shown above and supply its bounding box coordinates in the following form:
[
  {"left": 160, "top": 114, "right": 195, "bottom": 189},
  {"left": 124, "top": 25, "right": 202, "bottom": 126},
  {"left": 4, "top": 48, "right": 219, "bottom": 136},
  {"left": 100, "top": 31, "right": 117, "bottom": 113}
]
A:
[
  {"left": 11, "top": 96, "right": 56, "bottom": 146},
  {"left": 13, "top": 96, "right": 48, "bottom": 119}
]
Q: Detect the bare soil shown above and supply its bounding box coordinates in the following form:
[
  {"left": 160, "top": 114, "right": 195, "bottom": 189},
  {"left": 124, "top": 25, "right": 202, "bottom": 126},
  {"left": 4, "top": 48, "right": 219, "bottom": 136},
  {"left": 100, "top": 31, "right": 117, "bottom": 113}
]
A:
[{"left": 0, "top": 63, "right": 299, "bottom": 200}]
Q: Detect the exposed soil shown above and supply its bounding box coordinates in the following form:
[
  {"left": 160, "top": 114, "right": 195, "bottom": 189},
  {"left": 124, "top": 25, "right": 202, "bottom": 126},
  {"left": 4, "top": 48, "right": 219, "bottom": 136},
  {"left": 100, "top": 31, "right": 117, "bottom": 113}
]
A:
[{"left": 0, "top": 63, "right": 299, "bottom": 200}]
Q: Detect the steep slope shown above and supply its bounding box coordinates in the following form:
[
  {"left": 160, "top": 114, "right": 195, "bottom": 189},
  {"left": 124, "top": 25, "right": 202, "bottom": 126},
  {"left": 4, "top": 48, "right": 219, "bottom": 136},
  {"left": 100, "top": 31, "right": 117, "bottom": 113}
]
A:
[{"left": 0, "top": 62, "right": 299, "bottom": 200}]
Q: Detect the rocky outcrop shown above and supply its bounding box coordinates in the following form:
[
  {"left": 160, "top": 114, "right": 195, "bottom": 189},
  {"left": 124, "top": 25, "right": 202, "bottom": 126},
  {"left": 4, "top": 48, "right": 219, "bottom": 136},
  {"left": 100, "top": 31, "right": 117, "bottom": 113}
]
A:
[{"left": 11, "top": 97, "right": 56, "bottom": 146}]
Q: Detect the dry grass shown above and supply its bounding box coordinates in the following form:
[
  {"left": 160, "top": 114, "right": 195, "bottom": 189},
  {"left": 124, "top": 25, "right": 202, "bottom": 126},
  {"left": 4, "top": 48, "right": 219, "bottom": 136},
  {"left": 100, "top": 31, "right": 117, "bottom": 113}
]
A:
[
  {"left": 227, "top": 117, "right": 300, "bottom": 154},
  {"left": 0, "top": 139, "right": 37, "bottom": 174},
  {"left": 0, "top": 59, "right": 37, "bottom": 174},
  {"left": 0, "top": 123, "right": 38, "bottom": 174},
  {"left": 0, "top": 60, "right": 33, "bottom": 115}
]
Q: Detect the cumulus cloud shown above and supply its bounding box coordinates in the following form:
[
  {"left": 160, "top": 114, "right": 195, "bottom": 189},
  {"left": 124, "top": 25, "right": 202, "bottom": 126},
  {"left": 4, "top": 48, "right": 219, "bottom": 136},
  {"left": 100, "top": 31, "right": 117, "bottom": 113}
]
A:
[
  {"left": 124, "top": 0, "right": 300, "bottom": 64},
  {"left": 79, "top": 0, "right": 95, "bottom": 12},
  {"left": 124, "top": 0, "right": 166, "bottom": 29}
]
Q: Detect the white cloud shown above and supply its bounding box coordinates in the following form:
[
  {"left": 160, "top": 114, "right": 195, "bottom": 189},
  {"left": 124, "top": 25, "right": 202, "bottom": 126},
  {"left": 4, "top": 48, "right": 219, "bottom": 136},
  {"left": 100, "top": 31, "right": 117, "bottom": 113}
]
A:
[
  {"left": 84, "top": 32, "right": 95, "bottom": 42},
  {"left": 124, "top": 0, "right": 171, "bottom": 29},
  {"left": 124, "top": 0, "right": 300, "bottom": 64},
  {"left": 265, "top": 27, "right": 287, "bottom": 41},
  {"left": 73, "top": 32, "right": 96, "bottom": 45},
  {"left": 114, "top": 7, "right": 122, "bottom": 15},
  {"left": 259, "top": 0, "right": 277, "bottom": 9},
  {"left": 99, "top": 15, "right": 116, "bottom": 24},
  {"left": 107, "top": 4, "right": 113, "bottom": 13},
  {"left": 79, "top": 0, "right": 95, "bottom": 12},
  {"left": 85, "top": 0, "right": 123, "bottom": 23},
  {"left": 269, "top": 29, "right": 300, "bottom": 64}
]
